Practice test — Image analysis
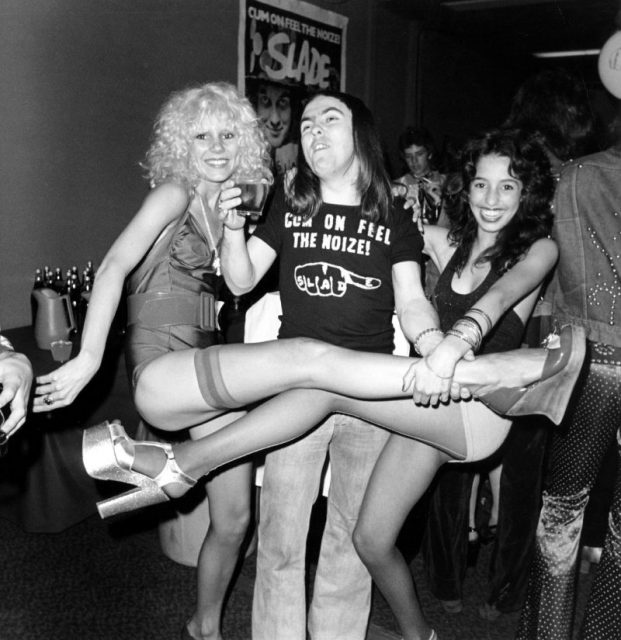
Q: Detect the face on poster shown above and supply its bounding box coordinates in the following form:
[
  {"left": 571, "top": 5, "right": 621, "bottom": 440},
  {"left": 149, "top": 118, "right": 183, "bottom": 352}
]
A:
[{"left": 239, "top": 0, "right": 348, "bottom": 173}]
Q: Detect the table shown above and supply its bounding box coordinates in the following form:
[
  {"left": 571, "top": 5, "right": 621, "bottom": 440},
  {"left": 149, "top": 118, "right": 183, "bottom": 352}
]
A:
[{"left": 0, "top": 326, "right": 139, "bottom": 532}]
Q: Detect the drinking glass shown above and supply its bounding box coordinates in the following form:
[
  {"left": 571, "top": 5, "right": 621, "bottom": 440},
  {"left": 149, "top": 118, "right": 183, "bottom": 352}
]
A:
[
  {"left": 50, "top": 339, "right": 73, "bottom": 363},
  {"left": 234, "top": 169, "right": 274, "bottom": 222}
]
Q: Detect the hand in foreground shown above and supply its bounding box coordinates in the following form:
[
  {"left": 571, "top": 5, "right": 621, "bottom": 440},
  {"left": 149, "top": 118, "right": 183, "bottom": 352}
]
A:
[
  {"left": 33, "top": 351, "right": 99, "bottom": 412},
  {"left": 450, "top": 348, "right": 473, "bottom": 400},
  {"left": 217, "top": 180, "right": 244, "bottom": 230},
  {"left": 402, "top": 357, "right": 453, "bottom": 407},
  {"left": 0, "top": 352, "right": 34, "bottom": 436},
  {"left": 402, "top": 342, "right": 476, "bottom": 406}
]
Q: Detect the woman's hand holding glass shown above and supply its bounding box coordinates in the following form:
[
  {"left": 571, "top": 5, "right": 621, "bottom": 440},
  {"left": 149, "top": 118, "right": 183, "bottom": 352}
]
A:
[
  {"left": 33, "top": 350, "right": 100, "bottom": 412},
  {"left": 217, "top": 180, "right": 245, "bottom": 230}
]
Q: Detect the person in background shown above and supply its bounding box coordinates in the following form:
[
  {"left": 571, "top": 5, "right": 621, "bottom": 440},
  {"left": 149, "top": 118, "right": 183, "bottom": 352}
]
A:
[
  {"left": 517, "top": 94, "right": 621, "bottom": 640},
  {"left": 394, "top": 126, "right": 446, "bottom": 226},
  {"left": 250, "top": 77, "right": 299, "bottom": 177},
  {"left": 0, "top": 331, "right": 33, "bottom": 438},
  {"left": 422, "top": 67, "right": 597, "bottom": 621},
  {"left": 34, "top": 81, "right": 272, "bottom": 640}
]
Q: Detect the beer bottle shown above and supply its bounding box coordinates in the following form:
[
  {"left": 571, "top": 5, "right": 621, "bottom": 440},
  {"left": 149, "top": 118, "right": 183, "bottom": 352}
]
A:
[
  {"left": 31, "top": 269, "right": 44, "bottom": 325},
  {"left": 44, "top": 266, "right": 54, "bottom": 288},
  {"left": 52, "top": 267, "right": 65, "bottom": 294},
  {"left": 33, "top": 269, "right": 44, "bottom": 290},
  {"left": 84, "top": 260, "right": 95, "bottom": 282}
]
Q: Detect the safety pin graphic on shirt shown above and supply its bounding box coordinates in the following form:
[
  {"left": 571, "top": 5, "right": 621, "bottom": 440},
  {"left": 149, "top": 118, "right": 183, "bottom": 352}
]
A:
[{"left": 295, "top": 262, "right": 381, "bottom": 297}]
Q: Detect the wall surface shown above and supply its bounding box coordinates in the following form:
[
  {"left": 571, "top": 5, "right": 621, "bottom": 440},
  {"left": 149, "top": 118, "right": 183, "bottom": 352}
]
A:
[
  {"left": 0, "top": 0, "right": 526, "bottom": 328},
  {"left": 1, "top": 0, "right": 407, "bottom": 328},
  {"left": 0, "top": 0, "right": 237, "bottom": 326}
]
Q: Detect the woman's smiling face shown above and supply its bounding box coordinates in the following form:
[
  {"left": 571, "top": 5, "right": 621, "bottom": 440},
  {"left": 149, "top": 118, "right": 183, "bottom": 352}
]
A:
[
  {"left": 190, "top": 113, "right": 240, "bottom": 184},
  {"left": 468, "top": 154, "right": 523, "bottom": 237}
]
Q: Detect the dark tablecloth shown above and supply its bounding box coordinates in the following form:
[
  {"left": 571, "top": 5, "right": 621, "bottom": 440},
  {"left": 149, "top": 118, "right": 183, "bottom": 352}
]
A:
[{"left": 0, "top": 326, "right": 139, "bottom": 532}]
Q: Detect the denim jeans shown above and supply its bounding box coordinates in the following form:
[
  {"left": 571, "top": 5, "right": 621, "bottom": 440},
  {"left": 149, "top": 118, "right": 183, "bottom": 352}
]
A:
[{"left": 252, "top": 414, "right": 390, "bottom": 640}]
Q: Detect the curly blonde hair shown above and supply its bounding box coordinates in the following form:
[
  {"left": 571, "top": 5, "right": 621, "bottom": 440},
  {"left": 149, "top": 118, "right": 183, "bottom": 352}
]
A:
[{"left": 143, "top": 82, "right": 272, "bottom": 189}]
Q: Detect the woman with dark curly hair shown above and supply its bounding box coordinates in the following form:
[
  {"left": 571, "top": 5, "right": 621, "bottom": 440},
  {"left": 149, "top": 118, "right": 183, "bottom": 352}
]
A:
[
  {"left": 442, "top": 131, "right": 554, "bottom": 276},
  {"left": 338, "top": 127, "right": 561, "bottom": 640}
]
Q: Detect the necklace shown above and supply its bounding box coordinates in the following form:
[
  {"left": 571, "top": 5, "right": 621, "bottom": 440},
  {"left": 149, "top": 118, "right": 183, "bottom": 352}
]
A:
[{"left": 197, "top": 192, "right": 222, "bottom": 276}]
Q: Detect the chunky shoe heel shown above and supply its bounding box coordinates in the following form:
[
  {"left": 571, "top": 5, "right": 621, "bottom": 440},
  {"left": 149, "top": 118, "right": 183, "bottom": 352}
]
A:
[
  {"left": 479, "top": 324, "right": 586, "bottom": 425},
  {"left": 82, "top": 420, "right": 197, "bottom": 518}
]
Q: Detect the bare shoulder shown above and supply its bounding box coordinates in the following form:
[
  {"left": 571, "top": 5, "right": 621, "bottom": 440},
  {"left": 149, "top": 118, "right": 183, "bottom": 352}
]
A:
[
  {"left": 527, "top": 236, "right": 559, "bottom": 263},
  {"left": 137, "top": 182, "right": 191, "bottom": 225},
  {"left": 423, "top": 225, "right": 450, "bottom": 250},
  {"left": 146, "top": 182, "right": 190, "bottom": 208},
  {"left": 424, "top": 225, "right": 454, "bottom": 269}
]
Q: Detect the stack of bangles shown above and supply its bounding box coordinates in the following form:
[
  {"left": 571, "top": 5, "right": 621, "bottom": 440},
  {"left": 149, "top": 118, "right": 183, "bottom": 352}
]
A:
[
  {"left": 411, "top": 307, "right": 493, "bottom": 357},
  {"left": 445, "top": 307, "right": 493, "bottom": 353}
]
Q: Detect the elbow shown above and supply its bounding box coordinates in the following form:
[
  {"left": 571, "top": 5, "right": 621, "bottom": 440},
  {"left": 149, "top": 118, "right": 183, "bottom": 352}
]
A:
[
  {"left": 226, "top": 282, "right": 254, "bottom": 296},
  {"left": 222, "top": 269, "right": 258, "bottom": 296}
]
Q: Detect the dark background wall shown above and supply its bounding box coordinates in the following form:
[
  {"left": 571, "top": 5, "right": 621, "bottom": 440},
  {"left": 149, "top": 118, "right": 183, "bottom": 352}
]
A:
[{"left": 1, "top": 0, "right": 519, "bottom": 328}]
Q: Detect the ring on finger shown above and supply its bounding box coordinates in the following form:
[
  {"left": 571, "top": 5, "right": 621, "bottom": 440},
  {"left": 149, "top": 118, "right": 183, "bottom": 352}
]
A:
[{"left": 44, "top": 394, "right": 53, "bottom": 406}]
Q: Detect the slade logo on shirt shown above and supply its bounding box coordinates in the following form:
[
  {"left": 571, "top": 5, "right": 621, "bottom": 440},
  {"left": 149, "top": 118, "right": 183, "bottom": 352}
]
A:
[{"left": 295, "top": 262, "right": 381, "bottom": 297}]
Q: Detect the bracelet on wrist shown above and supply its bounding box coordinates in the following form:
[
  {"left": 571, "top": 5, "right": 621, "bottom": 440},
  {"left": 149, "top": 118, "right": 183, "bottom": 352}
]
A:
[
  {"left": 447, "top": 316, "right": 483, "bottom": 352},
  {"left": 412, "top": 327, "right": 444, "bottom": 356},
  {"left": 467, "top": 307, "right": 493, "bottom": 334}
]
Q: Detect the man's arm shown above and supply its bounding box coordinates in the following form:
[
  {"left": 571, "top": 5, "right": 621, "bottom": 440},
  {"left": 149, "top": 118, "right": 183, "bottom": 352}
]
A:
[
  {"left": 392, "top": 260, "right": 442, "bottom": 353},
  {"left": 392, "top": 261, "right": 469, "bottom": 405}
]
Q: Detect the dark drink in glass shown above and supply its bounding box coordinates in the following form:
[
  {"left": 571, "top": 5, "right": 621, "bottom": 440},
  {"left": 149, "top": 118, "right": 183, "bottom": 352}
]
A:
[{"left": 236, "top": 180, "right": 271, "bottom": 221}]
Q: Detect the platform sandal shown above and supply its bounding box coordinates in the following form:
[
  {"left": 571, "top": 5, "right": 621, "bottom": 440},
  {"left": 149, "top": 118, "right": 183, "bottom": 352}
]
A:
[
  {"left": 478, "top": 324, "right": 586, "bottom": 425},
  {"left": 82, "top": 420, "right": 196, "bottom": 518}
]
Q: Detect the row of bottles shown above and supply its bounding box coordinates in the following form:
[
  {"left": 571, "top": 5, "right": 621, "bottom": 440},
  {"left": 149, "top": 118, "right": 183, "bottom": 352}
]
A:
[
  {"left": 31, "top": 262, "right": 96, "bottom": 346},
  {"left": 33, "top": 262, "right": 95, "bottom": 297}
]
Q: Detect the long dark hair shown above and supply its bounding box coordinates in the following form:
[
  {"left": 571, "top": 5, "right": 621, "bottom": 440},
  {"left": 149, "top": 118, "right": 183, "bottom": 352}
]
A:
[
  {"left": 286, "top": 90, "right": 392, "bottom": 223},
  {"left": 445, "top": 128, "right": 555, "bottom": 275},
  {"left": 504, "top": 68, "right": 596, "bottom": 161}
]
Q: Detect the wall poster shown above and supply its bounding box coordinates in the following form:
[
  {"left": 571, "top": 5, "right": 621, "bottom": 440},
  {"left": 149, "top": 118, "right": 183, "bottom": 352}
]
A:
[{"left": 238, "top": 0, "right": 348, "bottom": 176}]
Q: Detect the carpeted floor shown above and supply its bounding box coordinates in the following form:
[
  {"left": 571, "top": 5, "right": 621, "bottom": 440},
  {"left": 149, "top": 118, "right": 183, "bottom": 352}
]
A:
[{"left": 0, "top": 497, "right": 595, "bottom": 640}]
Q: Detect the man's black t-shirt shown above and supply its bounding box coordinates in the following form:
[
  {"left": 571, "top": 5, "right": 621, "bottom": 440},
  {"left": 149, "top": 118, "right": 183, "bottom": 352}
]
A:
[{"left": 253, "top": 187, "right": 423, "bottom": 354}]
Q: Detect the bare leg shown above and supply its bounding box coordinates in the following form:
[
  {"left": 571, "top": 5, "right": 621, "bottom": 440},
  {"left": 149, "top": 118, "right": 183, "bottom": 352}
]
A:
[
  {"left": 488, "top": 464, "right": 502, "bottom": 527},
  {"left": 353, "top": 434, "right": 450, "bottom": 640},
  {"left": 134, "top": 339, "right": 547, "bottom": 430},
  {"left": 127, "top": 389, "right": 470, "bottom": 499},
  {"left": 176, "top": 413, "right": 252, "bottom": 640},
  {"left": 185, "top": 460, "right": 252, "bottom": 640},
  {"left": 470, "top": 474, "right": 481, "bottom": 536}
]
